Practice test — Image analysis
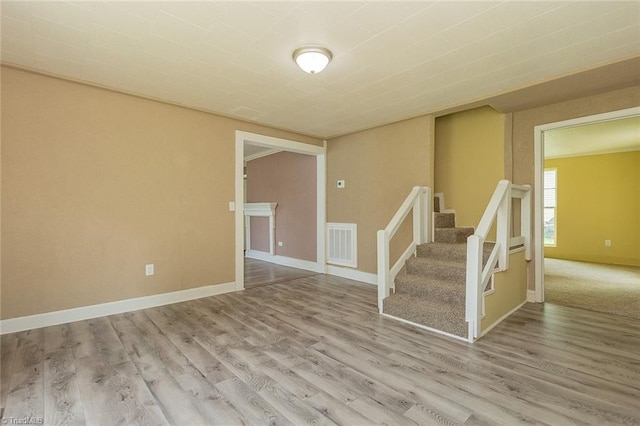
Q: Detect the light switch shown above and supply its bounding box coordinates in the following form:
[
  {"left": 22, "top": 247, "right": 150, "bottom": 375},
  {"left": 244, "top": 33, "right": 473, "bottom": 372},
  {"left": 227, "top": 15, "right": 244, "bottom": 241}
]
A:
[
  {"left": 337, "top": 180, "right": 345, "bottom": 188},
  {"left": 229, "top": 201, "right": 236, "bottom": 211}
]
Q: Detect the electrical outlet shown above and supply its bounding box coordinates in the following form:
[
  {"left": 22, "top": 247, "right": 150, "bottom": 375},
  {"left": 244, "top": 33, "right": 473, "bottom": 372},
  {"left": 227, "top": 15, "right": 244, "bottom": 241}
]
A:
[
  {"left": 278, "top": 241, "right": 283, "bottom": 247},
  {"left": 605, "top": 240, "right": 612, "bottom": 247},
  {"left": 145, "top": 264, "right": 154, "bottom": 276}
]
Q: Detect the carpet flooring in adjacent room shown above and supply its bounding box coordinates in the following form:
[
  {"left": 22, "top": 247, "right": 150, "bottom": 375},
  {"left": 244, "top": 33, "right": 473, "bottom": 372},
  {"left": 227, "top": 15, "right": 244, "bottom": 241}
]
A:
[{"left": 544, "top": 257, "right": 640, "bottom": 319}]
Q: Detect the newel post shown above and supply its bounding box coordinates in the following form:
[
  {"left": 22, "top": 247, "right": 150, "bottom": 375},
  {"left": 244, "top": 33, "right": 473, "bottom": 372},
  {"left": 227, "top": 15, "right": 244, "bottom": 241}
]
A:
[
  {"left": 466, "top": 235, "right": 483, "bottom": 339},
  {"left": 421, "top": 187, "right": 431, "bottom": 244},
  {"left": 497, "top": 181, "right": 511, "bottom": 269},
  {"left": 377, "top": 230, "right": 389, "bottom": 314}
]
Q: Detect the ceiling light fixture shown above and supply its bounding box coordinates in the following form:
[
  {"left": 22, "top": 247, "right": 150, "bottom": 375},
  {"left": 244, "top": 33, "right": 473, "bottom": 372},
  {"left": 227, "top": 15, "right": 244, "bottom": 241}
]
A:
[{"left": 292, "top": 46, "right": 332, "bottom": 74}]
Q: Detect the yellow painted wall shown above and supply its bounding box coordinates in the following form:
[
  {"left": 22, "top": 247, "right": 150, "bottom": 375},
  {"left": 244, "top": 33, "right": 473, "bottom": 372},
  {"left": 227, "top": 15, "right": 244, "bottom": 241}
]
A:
[
  {"left": 327, "top": 116, "right": 434, "bottom": 275},
  {"left": 544, "top": 151, "right": 640, "bottom": 266},
  {"left": 511, "top": 84, "right": 640, "bottom": 289},
  {"left": 435, "top": 106, "right": 505, "bottom": 233},
  {"left": 1, "top": 67, "right": 321, "bottom": 320},
  {"left": 481, "top": 250, "right": 528, "bottom": 332}
]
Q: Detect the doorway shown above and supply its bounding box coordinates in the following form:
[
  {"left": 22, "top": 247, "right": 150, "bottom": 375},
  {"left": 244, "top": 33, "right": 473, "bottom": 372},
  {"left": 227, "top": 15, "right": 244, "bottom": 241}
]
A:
[
  {"left": 234, "top": 131, "right": 326, "bottom": 291},
  {"left": 533, "top": 107, "right": 640, "bottom": 303}
]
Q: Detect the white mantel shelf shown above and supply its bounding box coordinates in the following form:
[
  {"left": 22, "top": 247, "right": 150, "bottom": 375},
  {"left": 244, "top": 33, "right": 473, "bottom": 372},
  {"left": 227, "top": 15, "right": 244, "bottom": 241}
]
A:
[{"left": 244, "top": 202, "right": 278, "bottom": 255}]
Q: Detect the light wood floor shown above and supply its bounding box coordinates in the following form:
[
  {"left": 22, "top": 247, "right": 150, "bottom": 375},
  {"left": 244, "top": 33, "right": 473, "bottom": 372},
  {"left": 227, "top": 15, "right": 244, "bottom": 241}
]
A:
[
  {"left": 2, "top": 273, "right": 639, "bottom": 425},
  {"left": 244, "top": 258, "right": 319, "bottom": 289}
]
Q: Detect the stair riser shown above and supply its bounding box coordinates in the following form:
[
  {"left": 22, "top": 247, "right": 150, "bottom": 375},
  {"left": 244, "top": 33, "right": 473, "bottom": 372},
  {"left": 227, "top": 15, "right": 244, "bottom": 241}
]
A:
[
  {"left": 417, "top": 245, "right": 467, "bottom": 262},
  {"left": 417, "top": 243, "right": 495, "bottom": 263},
  {"left": 383, "top": 297, "right": 467, "bottom": 338},
  {"left": 434, "top": 213, "right": 455, "bottom": 229},
  {"left": 406, "top": 261, "right": 466, "bottom": 283},
  {"left": 395, "top": 282, "right": 465, "bottom": 304},
  {"left": 434, "top": 228, "right": 474, "bottom": 244}
]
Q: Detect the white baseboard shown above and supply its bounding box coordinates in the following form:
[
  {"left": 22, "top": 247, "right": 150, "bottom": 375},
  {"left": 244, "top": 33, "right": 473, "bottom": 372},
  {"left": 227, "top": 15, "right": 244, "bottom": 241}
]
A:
[
  {"left": 326, "top": 265, "right": 377, "bottom": 285},
  {"left": 381, "top": 313, "right": 469, "bottom": 343},
  {"left": 480, "top": 299, "right": 528, "bottom": 338},
  {"left": 0, "top": 281, "right": 236, "bottom": 335},
  {"left": 245, "top": 250, "right": 324, "bottom": 273},
  {"left": 527, "top": 289, "right": 537, "bottom": 302}
]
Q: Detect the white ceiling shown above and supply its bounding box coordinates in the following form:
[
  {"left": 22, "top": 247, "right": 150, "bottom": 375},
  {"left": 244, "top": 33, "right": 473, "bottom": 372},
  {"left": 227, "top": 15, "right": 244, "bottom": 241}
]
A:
[
  {"left": 545, "top": 116, "right": 640, "bottom": 159},
  {"left": 2, "top": 1, "right": 639, "bottom": 138}
]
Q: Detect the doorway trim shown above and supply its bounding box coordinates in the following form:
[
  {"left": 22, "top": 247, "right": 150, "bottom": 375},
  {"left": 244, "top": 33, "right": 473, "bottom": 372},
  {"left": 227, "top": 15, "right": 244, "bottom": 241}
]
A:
[
  {"left": 235, "top": 131, "right": 326, "bottom": 291},
  {"left": 533, "top": 106, "right": 640, "bottom": 302}
]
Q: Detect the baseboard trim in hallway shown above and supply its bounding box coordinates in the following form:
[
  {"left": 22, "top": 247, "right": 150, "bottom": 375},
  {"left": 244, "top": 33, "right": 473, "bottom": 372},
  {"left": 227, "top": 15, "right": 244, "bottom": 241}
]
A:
[
  {"left": 245, "top": 250, "right": 323, "bottom": 273},
  {"left": 0, "top": 281, "right": 236, "bottom": 334}
]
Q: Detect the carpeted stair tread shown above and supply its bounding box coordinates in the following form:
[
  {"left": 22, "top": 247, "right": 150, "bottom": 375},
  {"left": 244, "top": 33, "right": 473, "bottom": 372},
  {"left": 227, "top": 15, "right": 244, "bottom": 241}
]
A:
[
  {"left": 383, "top": 208, "right": 481, "bottom": 340},
  {"left": 434, "top": 227, "right": 474, "bottom": 244},
  {"left": 383, "top": 294, "right": 467, "bottom": 338},
  {"left": 434, "top": 212, "right": 455, "bottom": 229},
  {"left": 395, "top": 274, "right": 465, "bottom": 304},
  {"left": 406, "top": 257, "right": 466, "bottom": 283},
  {"left": 417, "top": 242, "right": 495, "bottom": 263}
]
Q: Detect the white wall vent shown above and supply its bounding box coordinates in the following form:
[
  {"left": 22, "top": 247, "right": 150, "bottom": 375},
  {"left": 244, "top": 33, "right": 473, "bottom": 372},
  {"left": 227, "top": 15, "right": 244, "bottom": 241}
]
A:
[{"left": 327, "top": 223, "right": 357, "bottom": 268}]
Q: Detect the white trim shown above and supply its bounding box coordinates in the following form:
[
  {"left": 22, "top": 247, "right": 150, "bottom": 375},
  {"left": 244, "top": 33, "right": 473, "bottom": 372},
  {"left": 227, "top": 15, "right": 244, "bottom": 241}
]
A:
[
  {"left": 244, "top": 148, "right": 282, "bottom": 162},
  {"left": 326, "top": 265, "right": 377, "bottom": 285},
  {"left": 480, "top": 300, "right": 527, "bottom": 337},
  {"left": 244, "top": 202, "right": 278, "bottom": 255},
  {"left": 545, "top": 145, "right": 640, "bottom": 160},
  {"left": 235, "top": 131, "right": 326, "bottom": 291},
  {"left": 527, "top": 290, "right": 537, "bottom": 303},
  {"left": 533, "top": 106, "right": 640, "bottom": 304},
  {"left": 245, "top": 250, "right": 323, "bottom": 273},
  {"left": 317, "top": 142, "right": 327, "bottom": 273},
  {"left": 0, "top": 282, "right": 236, "bottom": 335},
  {"left": 381, "top": 313, "right": 469, "bottom": 343},
  {"left": 509, "top": 246, "right": 526, "bottom": 255}
]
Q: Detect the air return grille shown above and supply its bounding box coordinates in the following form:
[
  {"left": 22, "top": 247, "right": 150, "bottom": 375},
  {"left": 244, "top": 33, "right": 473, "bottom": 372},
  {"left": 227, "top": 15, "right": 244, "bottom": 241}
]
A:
[{"left": 327, "top": 223, "right": 357, "bottom": 268}]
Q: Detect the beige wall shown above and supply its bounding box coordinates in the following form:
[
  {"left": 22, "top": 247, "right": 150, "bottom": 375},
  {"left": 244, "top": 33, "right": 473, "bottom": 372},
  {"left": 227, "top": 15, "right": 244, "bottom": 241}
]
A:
[
  {"left": 544, "top": 152, "right": 640, "bottom": 266},
  {"left": 511, "top": 85, "right": 640, "bottom": 289},
  {"left": 1, "top": 67, "right": 321, "bottom": 320},
  {"left": 481, "top": 250, "right": 527, "bottom": 332},
  {"left": 327, "top": 115, "right": 434, "bottom": 275},
  {"left": 435, "top": 106, "right": 505, "bottom": 232},
  {"left": 246, "top": 151, "right": 317, "bottom": 262}
]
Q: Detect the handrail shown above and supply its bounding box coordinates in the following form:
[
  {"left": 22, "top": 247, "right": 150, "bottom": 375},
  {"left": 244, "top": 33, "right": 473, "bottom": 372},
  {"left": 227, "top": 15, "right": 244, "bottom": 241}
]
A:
[
  {"left": 466, "top": 179, "right": 531, "bottom": 342},
  {"left": 377, "top": 186, "right": 432, "bottom": 314}
]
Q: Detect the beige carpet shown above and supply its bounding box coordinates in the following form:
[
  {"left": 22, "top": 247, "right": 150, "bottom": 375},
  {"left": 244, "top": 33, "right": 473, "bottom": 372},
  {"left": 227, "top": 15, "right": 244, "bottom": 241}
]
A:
[{"left": 544, "top": 258, "right": 640, "bottom": 319}]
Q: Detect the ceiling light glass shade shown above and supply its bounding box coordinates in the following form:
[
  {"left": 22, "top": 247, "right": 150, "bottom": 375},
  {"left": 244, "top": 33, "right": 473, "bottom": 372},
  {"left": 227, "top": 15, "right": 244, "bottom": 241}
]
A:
[{"left": 292, "top": 47, "right": 332, "bottom": 74}]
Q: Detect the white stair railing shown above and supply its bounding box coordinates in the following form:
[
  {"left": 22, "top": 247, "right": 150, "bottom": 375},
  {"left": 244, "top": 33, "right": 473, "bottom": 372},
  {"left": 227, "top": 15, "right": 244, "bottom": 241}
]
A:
[
  {"left": 466, "top": 180, "right": 531, "bottom": 342},
  {"left": 377, "top": 186, "right": 432, "bottom": 314}
]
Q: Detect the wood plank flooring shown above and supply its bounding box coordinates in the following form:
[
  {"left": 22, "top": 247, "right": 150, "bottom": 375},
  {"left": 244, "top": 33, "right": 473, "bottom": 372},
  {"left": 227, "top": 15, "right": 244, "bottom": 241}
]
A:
[
  {"left": 244, "top": 258, "right": 319, "bottom": 289},
  {"left": 1, "top": 272, "right": 639, "bottom": 425}
]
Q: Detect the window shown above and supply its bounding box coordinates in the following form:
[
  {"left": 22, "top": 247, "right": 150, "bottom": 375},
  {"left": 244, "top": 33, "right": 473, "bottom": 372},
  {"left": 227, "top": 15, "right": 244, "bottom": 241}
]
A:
[{"left": 544, "top": 168, "right": 557, "bottom": 246}]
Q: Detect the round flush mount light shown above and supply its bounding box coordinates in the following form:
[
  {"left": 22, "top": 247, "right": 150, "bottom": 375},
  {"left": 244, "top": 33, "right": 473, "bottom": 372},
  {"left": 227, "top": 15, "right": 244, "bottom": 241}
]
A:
[{"left": 292, "top": 46, "right": 332, "bottom": 74}]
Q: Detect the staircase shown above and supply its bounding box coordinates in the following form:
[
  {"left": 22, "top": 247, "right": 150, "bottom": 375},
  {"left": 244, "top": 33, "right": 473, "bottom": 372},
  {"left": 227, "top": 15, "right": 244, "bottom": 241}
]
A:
[{"left": 382, "top": 210, "right": 492, "bottom": 339}]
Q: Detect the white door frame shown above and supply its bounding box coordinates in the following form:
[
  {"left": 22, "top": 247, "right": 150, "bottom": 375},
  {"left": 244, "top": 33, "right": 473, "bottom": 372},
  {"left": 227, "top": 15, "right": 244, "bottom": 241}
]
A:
[
  {"left": 235, "top": 131, "right": 326, "bottom": 291},
  {"left": 533, "top": 106, "right": 640, "bottom": 302}
]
